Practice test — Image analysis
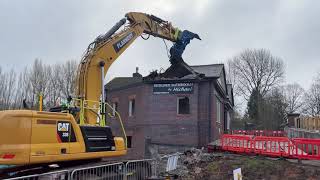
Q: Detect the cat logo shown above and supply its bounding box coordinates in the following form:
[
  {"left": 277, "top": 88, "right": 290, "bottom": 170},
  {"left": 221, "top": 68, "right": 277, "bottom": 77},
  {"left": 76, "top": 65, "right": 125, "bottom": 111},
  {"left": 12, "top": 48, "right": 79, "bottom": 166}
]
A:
[{"left": 57, "top": 122, "right": 70, "bottom": 132}]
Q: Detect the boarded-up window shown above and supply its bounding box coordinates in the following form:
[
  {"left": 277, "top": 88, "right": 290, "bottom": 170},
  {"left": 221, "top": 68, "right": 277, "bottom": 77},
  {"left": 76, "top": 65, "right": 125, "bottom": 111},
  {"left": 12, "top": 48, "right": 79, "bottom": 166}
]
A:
[
  {"left": 177, "top": 97, "right": 190, "bottom": 114},
  {"left": 127, "top": 136, "right": 132, "bottom": 148}
]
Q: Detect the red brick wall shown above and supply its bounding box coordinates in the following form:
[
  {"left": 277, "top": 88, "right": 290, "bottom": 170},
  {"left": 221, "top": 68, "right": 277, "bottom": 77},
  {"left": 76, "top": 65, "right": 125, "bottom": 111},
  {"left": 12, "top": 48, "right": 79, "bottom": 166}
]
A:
[
  {"left": 197, "top": 81, "right": 211, "bottom": 147},
  {"left": 106, "top": 84, "right": 147, "bottom": 159},
  {"left": 144, "top": 83, "right": 199, "bottom": 147},
  {"left": 106, "top": 80, "right": 228, "bottom": 158}
]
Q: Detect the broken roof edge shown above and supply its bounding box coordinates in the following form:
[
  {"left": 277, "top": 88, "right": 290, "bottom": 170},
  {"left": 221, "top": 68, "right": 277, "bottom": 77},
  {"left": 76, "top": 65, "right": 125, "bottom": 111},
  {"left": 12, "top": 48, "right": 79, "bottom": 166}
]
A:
[
  {"left": 105, "top": 77, "right": 143, "bottom": 92},
  {"left": 190, "top": 63, "right": 225, "bottom": 67},
  {"left": 190, "top": 64, "right": 225, "bottom": 78},
  {"left": 105, "top": 62, "right": 228, "bottom": 90}
]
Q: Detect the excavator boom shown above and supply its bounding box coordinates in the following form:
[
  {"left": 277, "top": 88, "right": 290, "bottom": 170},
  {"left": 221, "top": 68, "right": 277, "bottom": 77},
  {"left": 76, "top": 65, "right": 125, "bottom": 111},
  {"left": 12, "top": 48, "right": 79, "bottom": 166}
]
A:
[
  {"left": 0, "top": 12, "right": 199, "bottom": 168},
  {"left": 76, "top": 12, "right": 200, "bottom": 125}
]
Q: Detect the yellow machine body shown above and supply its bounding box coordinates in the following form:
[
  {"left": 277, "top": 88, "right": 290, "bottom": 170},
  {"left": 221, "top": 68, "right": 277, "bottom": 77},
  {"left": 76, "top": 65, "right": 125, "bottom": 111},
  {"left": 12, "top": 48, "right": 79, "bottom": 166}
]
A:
[
  {"left": 0, "top": 110, "right": 126, "bottom": 165},
  {"left": 0, "top": 12, "right": 189, "bottom": 166}
]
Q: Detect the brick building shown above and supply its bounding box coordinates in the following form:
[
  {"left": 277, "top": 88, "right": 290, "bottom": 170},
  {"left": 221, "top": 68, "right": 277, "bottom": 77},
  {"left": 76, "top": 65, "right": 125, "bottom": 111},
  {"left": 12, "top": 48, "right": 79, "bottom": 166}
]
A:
[{"left": 105, "top": 63, "right": 234, "bottom": 159}]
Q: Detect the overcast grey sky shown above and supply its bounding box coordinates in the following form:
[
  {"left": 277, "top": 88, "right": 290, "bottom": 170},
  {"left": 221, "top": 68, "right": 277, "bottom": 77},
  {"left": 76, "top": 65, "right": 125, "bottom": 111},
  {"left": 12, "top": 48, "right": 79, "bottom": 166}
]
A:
[{"left": 0, "top": 0, "right": 319, "bottom": 89}]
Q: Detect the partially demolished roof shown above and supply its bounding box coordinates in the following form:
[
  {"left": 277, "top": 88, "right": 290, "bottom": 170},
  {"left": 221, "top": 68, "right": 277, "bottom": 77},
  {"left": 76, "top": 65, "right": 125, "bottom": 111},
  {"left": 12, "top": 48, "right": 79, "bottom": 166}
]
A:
[
  {"left": 105, "top": 77, "right": 142, "bottom": 91},
  {"left": 105, "top": 62, "right": 226, "bottom": 91},
  {"left": 144, "top": 61, "right": 225, "bottom": 81},
  {"left": 190, "top": 64, "right": 224, "bottom": 78}
]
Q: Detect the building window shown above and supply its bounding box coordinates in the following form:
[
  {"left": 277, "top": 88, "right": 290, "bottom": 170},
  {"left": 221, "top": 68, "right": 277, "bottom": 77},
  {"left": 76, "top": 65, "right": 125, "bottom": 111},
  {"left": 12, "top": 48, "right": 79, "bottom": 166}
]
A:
[
  {"left": 217, "top": 100, "right": 221, "bottom": 123},
  {"left": 112, "top": 102, "right": 118, "bottom": 116},
  {"left": 127, "top": 136, "right": 132, "bottom": 148},
  {"left": 217, "top": 77, "right": 222, "bottom": 85},
  {"left": 177, "top": 97, "right": 190, "bottom": 114},
  {"left": 227, "top": 111, "right": 231, "bottom": 130},
  {"left": 129, "top": 99, "right": 135, "bottom": 116}
]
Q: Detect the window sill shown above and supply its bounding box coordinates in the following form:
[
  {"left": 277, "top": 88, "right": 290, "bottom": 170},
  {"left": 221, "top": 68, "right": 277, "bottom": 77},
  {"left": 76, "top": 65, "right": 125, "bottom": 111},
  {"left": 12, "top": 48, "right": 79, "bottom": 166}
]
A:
[{"left": 176, "top": 114, "right": 191, "bottom": 117}]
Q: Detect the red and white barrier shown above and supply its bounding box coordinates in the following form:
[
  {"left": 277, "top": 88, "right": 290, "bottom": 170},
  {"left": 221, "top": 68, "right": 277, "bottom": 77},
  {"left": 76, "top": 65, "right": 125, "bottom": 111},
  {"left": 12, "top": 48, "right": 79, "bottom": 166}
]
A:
[{"left": 217, "top": 134, "right": 320, "bottom": 160}]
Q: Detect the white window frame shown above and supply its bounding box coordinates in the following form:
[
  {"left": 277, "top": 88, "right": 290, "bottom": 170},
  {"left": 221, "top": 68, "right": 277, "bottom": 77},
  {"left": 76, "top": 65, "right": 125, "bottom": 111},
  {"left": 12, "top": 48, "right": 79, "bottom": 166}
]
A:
[
  {"left": 227, "top": 111, "right": 231, "bottom": 130},
  {"left": 112, "top": 102, "right": 117, "bottom": 116},
  {"left": 216, "top": 99, "right": 221, "bottom": 123},
  {"left": 129, "top": 99, "right": 135, "bottom": 117},
  {"left": 217, "top": 77, "right": 222, "bottom": 85}
]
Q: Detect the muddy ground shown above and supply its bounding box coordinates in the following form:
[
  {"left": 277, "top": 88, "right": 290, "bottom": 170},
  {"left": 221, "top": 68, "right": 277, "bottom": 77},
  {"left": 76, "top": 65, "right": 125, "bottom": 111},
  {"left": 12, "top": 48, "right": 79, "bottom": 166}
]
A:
[{"left": 159, "top": 149, "right": 320, "bottom": 180}]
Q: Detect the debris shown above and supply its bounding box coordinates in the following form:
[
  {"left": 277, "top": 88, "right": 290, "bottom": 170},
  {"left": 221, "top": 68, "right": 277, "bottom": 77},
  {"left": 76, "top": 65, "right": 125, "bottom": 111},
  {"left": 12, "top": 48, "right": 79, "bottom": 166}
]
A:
[
  {"left": 155, "top": 148, "right": 320, "bottom": 179},
  {"left": 194, "top": 167, "right": 202, "bottom": 174}
]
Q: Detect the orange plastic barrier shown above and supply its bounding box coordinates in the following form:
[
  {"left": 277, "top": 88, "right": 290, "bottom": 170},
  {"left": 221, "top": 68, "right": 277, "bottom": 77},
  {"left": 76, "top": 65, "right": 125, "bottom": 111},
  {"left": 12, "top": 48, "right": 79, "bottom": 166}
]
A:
[
  {"left": 221, "top": 134, "right": 253, "bottom": 153},
  {"left": 253, "top": 136, "right": 291, "bottom": 157},
  {"left": 291, "top": 138, "right": 320, "bottom": 160},
  {"left": 218, "top": 134, "right": 320, "bottom": 160}
]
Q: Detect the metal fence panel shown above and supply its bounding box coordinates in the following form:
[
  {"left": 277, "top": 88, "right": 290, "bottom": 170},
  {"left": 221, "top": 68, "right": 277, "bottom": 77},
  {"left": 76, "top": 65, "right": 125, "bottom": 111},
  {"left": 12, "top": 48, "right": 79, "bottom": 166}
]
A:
[
  {"left": 70, "top": 162, "right": 125, "bottom": 180},
  {"left": 125, "top": 159, "right": 154, "bottom": 180},
  {"left": 4, "top": 170, "right": 70, "bottom": 180},
  {"left": 5, "top": 158, "right": 171, "bottom": 180},
  {"left": 285, "top": 127, "right": 320, "bottom": 139}
]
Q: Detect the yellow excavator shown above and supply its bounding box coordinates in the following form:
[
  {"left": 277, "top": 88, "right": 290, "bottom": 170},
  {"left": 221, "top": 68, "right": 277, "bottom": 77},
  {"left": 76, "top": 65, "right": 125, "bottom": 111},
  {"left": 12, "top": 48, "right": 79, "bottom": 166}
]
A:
[{"left": 0, "top": 12, "right": 200, "bottom": 167}]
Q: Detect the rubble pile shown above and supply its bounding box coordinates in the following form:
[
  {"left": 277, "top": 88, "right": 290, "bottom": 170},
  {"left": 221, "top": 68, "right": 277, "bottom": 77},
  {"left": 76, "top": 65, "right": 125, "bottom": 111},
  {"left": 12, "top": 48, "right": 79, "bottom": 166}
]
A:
[
  {"left": 155, "top": 148, "right": 320, "bottom": 180},
  {"left": 174, "top": 148, "right": 224, "bottom": 179},
  {"left": 155, "top": 148, "right": 223, "bottom": 179}
]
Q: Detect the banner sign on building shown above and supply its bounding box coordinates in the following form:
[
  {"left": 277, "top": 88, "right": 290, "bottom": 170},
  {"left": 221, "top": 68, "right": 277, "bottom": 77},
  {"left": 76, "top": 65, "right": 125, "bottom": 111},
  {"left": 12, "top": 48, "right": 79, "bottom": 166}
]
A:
[{"left": 153, "top": 83, "right": 194, "bottom": 94}]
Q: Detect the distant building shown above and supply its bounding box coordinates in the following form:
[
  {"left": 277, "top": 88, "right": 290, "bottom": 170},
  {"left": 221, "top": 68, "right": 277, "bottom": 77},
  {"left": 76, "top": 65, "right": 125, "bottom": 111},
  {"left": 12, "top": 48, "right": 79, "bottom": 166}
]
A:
[
  {"left": 288, "top": 113, "right": 320, "bottom": 131},
  {"left": 287, "top": 113, "right": 301, "bottom": 128},
  {"left": 105, "top": 64, "right": 234, "bottom": 159}
]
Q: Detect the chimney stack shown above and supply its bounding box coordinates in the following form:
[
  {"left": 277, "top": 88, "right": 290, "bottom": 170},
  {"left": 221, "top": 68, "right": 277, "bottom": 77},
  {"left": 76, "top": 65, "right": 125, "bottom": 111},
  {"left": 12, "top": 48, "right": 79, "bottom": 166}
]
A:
[{"left": 132, "top": 67, "right": 142, "bottom": 78}]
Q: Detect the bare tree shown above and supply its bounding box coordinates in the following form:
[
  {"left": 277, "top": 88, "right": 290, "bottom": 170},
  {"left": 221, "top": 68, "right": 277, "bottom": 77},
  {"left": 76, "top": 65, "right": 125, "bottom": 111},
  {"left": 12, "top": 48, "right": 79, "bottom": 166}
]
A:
[
  {"left": 304, "top": 84, "right": 320, "bottom": 116},
  {"left": 282, "top": 83, "right": 305, "bottom": 114},
  {"left": 28, "top": 59, "right": 51, "bottom": 109},
  {"left": 0, "top": 66, "right": 5, "bottom": 110},
  {"left": 0, "top": 59, "right": 79, "bottom": 110},
  {"left": 226, "top": 60, "right": 245, "bottom": 113},
  {"left": 228, "top": 49, "right": 284, "bottom": 99},
  {"left": 12, "top": 68, "right": 29, "bottom": 109},
  {"left": 17, "top": 67, "right": 33, "bottom": 109},
  {"left": 58, "top": 60, "right": 78, "bottom": 99},
  {"left": 46, "top": 64, "right": 64, "bottom": 108},
  {"left": 226, "top": 60, "right": 238, "bottom": 95},
  {"left": 5, "top": 69, "right": 17, "bottom": 109},
  {"left": 303, "top": 75, "right": 320, "bottom": 116},
  {"left": 0, "top": 68, "right": 17, "bottom": 110}
]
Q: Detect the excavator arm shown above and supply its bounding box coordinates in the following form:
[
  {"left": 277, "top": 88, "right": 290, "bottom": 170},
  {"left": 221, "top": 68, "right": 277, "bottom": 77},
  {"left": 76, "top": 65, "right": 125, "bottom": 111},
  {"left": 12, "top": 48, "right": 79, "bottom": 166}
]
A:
[
  {"left": 0, "top": 12, "right": 200, "bottom": 167},
  {"left": 76, "top": 12, "right": 199, "bottom": 125}
]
